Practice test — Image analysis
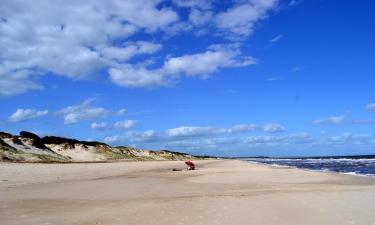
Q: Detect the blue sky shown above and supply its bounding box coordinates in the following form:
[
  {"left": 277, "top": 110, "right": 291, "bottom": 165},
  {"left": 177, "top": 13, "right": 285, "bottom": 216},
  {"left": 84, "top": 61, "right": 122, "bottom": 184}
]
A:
[{"left": 1, "top": 0, "right": 375, "bottom": 157}]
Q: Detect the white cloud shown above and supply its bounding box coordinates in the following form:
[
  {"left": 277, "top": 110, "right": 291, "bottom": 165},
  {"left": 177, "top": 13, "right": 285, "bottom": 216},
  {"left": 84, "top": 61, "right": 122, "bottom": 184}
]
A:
[
  {"left": 227, "top": 124, "right": 259, "bottom": 133},
  {"left": 179, "top": 0, "right": 279, "bottom": 38},
  {"left": 183, "top": 0, "right": 279, "bottom": 38},
  {"left": 163, "top": 123, "right": 284, "bottom": 138},
  {"left": 126, "top": 123, "right": 285, "bottom": 143},
  {"left": 143, "top": 130, "right": 158, "bottom": 136},
  {"left": 99, "top": 41, "right": 162, "bottom": 61},
  {"left": 117, "top": 109, "right": 128, "bottom": 115},
  {"left": 158, "top": 132, "right": 313, "bottom": 152},
  {"left": 109, "top": 65, "right": 166, "bottom": 88},
  {"left": 91, "top": 122, "right": 108, "bottom": 130},
  {"left": 270, "top": 34, "right": 283, "bottom": 43},
  {"left": 366, "top": 103, "right": 375, "bottom": 111},
  {"left": 173, "top": 0, "right": 213, "bottom": 9},
  {"left": 9, "top": 109, "right": 48, "bottom": 122},
  {"left": 288, "top": 0, "right": 303, "bottom": 6},
  {"left": 165, "top": 124, "right": 262, "bottom": 138},
  {"left": 0, "top": 66, "right": 44, "bottom": 96},
  {"left": 163, "top": 138, "right": 235, "bottom": 150},
  {"left": 292, "top": 66, "right": 301, "bottom": 72},
  {"left": 188, "top": 9, "right": 213, "bottom": 26},
  {"left": 0, "top": 0, "right": 177, "bottom": 96},
  {"left": 262, "top": 123, "right": 286, "bottom": 133},
  {"left": 104, "top": 135, "right": 123, "bottom": 144},
  {"left": 103, "top": 122, "right": 286, "bottom": 146},
  {"left": 59, "top": 100, "right": 110, "bottom": 124},
  {"left": 92, "top": 119, "right": 136, "bottom": 130},
  {"left": 0, "top": 0, "right": 279, "bottom": 95},
  {"left": 313, "top": 116, "right": 345, "bottom": 125},
  {"left": 166, "top": 126, "right": 221, "bottom": 137},
  {"left": 163, "top": 45, "right": 255, "bottom": 77},
  {"left": 125, "top": 132, "right": 312, "bottom": 152},
  {"left": 109, "top": 45, "right": 256, "bottom": 87},
  {"left": 111, "top": 0, "right": 178, "bottom": 31},
  {"left": 113, "top": 120, "right": 137, "bottom": 129},
  {"left": 244, "top": 133, "right": 312, "bottom": 144},
  {"left": 267, "top": 76, "right": 281, "bottom": 82},
  {"left": 328, "top": 133, "right": 373, "bottom": 145},
  {"left": 0, "top": 75, "right": 43, "bottom": 96},
  {"left": 104, "top": 126, "right": 375, "bottom": 153},
  {"left": 215, "top": 0, "right": 278, "bottom": 37}
]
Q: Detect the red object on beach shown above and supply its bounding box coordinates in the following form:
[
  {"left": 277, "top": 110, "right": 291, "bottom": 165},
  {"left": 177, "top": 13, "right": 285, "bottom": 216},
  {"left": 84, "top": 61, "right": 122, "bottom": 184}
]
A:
[{"left": 185, "top": 161, "right": 195, "bottom": 170}]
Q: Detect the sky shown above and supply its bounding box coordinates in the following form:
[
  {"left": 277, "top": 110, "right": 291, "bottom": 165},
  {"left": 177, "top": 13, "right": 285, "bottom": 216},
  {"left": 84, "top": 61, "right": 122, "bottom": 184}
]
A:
[{"left": 0, "top": 0, "right": 375, "bottom": 157}]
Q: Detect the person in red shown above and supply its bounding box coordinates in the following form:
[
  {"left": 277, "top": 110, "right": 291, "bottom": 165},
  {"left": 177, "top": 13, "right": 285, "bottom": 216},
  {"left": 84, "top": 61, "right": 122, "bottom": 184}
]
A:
[{"left": 185, "top": 161, "right": 195, "bottom": 170}]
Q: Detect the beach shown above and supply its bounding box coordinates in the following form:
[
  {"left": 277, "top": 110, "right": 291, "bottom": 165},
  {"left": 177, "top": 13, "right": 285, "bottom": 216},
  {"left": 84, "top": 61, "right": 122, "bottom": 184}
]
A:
[{"left": 1, "top": 160, "right": 375, "bottom": 225}]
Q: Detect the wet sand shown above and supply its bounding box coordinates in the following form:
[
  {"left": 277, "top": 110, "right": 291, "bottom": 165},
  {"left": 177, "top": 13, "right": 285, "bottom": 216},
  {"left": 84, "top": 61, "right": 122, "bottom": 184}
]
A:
[{"left": 1, "top": 160, "right": 375, "bottom": 225}]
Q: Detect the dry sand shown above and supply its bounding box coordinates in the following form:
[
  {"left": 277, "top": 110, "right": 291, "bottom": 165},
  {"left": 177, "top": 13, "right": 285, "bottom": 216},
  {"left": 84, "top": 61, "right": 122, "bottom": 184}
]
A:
[{"left": 1, "top": 160, "right": 375, "bottom": 225}]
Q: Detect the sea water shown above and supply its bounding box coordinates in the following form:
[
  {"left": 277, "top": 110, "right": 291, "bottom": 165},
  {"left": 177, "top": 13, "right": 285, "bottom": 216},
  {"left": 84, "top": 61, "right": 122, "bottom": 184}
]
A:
[{"left": 246, "top": 157, "right": 375, "bottom": 177}]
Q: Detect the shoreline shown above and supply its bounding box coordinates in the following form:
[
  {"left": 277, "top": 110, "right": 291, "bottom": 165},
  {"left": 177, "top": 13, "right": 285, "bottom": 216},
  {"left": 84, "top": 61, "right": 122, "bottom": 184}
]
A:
[
  {"left": 2, "top": 158, "right": 374, "bottom": 179},
  {"left": 244, "top": 160, "right": 375, "bottom": 179},
  {"left": 1, "top": 160, "right": 375, "bottom": 225}
]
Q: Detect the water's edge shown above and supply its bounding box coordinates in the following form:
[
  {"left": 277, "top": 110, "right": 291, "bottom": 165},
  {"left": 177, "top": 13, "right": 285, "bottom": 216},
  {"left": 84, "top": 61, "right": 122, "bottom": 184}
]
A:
[{"left": 244, "top": 158, "right": 375, "bottom": 178}]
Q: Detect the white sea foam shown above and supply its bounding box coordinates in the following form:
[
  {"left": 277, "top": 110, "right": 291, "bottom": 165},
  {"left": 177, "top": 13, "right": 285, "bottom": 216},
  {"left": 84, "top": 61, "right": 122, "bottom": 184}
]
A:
[{"left": 245, "top": 157, "right": 375, "bottom": 178}]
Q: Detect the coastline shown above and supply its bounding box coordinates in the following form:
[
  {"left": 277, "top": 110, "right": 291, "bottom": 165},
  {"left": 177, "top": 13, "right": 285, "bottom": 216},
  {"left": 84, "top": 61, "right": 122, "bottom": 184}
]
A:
[
  {"left": 1, "top": 160, "right": 375, "bottom": 225},
  {"left": 245, "top": 160, "right": 375, "bottom": 178},
  {"left": 245, "top": 158, "right": 375, "bottom": 178}
]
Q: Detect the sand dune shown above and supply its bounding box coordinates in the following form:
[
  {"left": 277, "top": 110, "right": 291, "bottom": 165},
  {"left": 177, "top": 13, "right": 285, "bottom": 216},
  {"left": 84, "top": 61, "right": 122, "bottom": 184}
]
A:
[
  {"left": 0, "top": 131, "right": 202, "bottom": 162},
  {"left": 1, "top": 160, "right": 375, "bottom": 225}
]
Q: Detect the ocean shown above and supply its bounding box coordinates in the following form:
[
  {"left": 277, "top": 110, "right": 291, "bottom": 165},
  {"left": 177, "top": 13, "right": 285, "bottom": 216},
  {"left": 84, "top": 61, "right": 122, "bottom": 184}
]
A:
[{"left": 246, "top": 157, "right": 375, "bottom": 177}]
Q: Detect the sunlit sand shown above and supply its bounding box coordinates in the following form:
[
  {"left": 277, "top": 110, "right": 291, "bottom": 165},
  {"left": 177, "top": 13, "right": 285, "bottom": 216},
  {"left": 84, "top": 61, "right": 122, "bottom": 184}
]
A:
[{"left": 1, "top": 160, "right": 375, "bottom": 225}]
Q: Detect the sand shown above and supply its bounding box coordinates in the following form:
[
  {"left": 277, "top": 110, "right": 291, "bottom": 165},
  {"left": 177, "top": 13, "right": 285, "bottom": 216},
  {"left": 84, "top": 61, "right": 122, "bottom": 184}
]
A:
[{"left": 1, "top": 160, "right": 375, "bottom": 225}]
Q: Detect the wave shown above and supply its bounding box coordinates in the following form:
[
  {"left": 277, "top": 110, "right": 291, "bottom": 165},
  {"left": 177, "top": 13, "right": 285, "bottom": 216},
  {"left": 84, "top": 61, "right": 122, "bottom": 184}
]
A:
[{"left": 246, "top": 158, "right": 375, "bottom": 178}]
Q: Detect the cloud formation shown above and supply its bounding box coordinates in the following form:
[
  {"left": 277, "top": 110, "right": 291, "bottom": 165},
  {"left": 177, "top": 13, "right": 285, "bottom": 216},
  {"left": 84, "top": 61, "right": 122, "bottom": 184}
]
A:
[
  {"left": 0, "top": 69, "right": 43, "bottom": 96},
  {"left": 104, "top": 129, "right": 375, "bottom": 156},
  {"left": 8, "top": 109, "right": 48, "bottom": 122},
  {"left": 199, "top": 132, "right": 373, "bottom": 153},
  {"left": 99, "top": 41, "right": 162, "bottom": 62},
  {"left": 91, "top": 120, "right": 136, "bottom": 130},
  {"left": 270, "top": 34, "right": 283, "bottom": 43},
  {"left": 104, "top": 123, "right": 286, "bottom": 144},
  {"left": 1, "top": 0, "right": 177, "bottom": 96},
  {"left": 113, "top": 120, "right": 137, "bottom": 129},
  {"left": 313, "top": 116, "right": 345, "bottom": 125},
  {"left": 164, "top": 123, "right": 284, "bottom": 138},
  {"left": 0, "top": 0, "right": 279, "bottom": 96},
  {"left": 267, "top": 76, "right": 281, "bottom": 82},
  {"left": 109, "top": 44, "right": 256, "bottom": 87},
  {"left": 117, "top": 109, "right": 128, "bottom": 115},
  {"left": 291, "top": 66, "right": 301, "bottom": 72},
  {"left": 173, "top": 0, "right": 212, "bottom": 9},
  {"left": 91, "top": 122, "right": 108, "bottom": 130},
  {"left": 58, "top": 100, "right": 110, "bottom": 124},
  {"left": 215, "top": 0, "right": 278, "bottom": 37},
  {"left": 328, "top": 133, "right": 373, "bottom": 145}
]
